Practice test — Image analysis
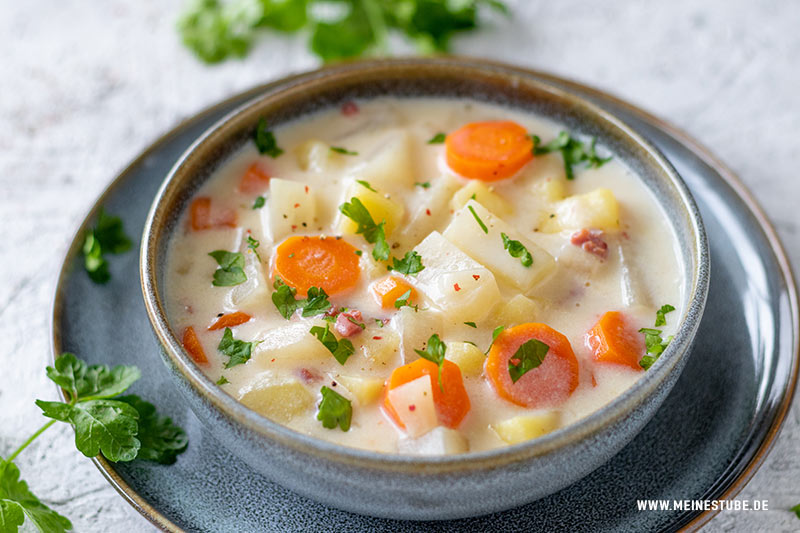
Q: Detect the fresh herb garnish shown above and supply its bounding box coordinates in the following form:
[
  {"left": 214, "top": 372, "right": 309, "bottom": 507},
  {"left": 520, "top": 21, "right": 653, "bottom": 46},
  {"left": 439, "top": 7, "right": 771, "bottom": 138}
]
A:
[
  {"left": 346, "top": 315, "right": 366, "bottom": 330},
  {"left": 310, "top": 323, "right": 355, "bottom": 365},
  {"left": 317, "top": 386, "right": 352, "bottom": 432},
  {"left": 356, "top": 180, "right": 376, "bottom": 193},
  {"left": 427, "top": 133, "right": 446, "bottom": 144},
  {"left": 390, "top": 251, "right": 425, "bottom": 275},
  {"left": 178, "top": 0, "right": 510, "bottom": 64},
  {"left": 208, "top": 250, "right": 247, "bottom": 286},
  {"left": 393, "top": 289, "right": 413, "bottom": 309},
  {"left": 532, "top": 131, "right": 611, "bottom": 180},
  {"left": 81, "top": 208, "right": 132, "bottom": 284},
  {"left": 492, "top": 325, "right": 506, "bottom": 341},
  {"left": 655, "top": 304, "right": 676, "bottom": 327},
  {"left": 271, "top": 277, "right": 332, "bottom": 319},
  {"left": 464, "top": 321, "right": 477, "bottom": 328},
  {"left": 414, "top": 333, "right": 447, "bottom": 390},
  {"left": 501, "top": 232, "right": 533, "bottom": 267},
  {"left": 415, "top": 181, "right": 431, "bottom": 189},
  {"left": 467, "top": 204, "right": 488, "bottom": 234},
  {"left": 638, "top": 305, "right": 676, "bottom": 370},
  {"left": 253, "top": 117, "right": 283, "bottom": 157},
  {"left": 252, "top": 196, "right": 266, "bottom": 209},
  {"left": 332, "top": 146, "right": 358, "bottom": 156},
  {"left": 791, "top": 503, "right": 800, "bottom": 519},
  {"left": 216, "top": 375, "right": 230, "bottom": 385},
  {"left": 217, "top": 327, "right": 256, "bottom": 368},
  {"left": 0, "top": 459, "right": 73, "bottom": 532},
  {"left": 246, "top": 235, "right": 261, "bottom": 261},
  {"left": 507, "top": 339, "right": 549, "bottom": 383},
  {"left": 339, "top": 197, "right": 390, "bottom": 261}
]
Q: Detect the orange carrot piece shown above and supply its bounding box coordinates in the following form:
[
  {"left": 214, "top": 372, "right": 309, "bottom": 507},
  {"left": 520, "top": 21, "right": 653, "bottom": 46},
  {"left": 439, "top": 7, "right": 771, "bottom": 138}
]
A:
[
  {"left": 371, "top": 276, "right": 417, "bottom": 309},
  {"left": 384, "top": 358, "right": 470, "bottom": 429},
  {"left": 238, "top": 163, "right": 271, "bottom": 194},
  {"left": 208, "top": 311, "right": 252, "bottom": 331},
  {"left": 445, "top": 120, "right": 534, "bottom": 181},
  {"left": 485, "top": 323, "right": 579, "bottom": 408},
  {"left": 585, "top": 311, "right": 644, "bottom": 371},
  {"left": 274, "top": 236, "right": 360, "bottom": 296},
  {"left": 190, "top": 196, "right": 237, "bottom": 231},
  {"left": 182, "top": 326, "right": 208, "bottom": 365}
]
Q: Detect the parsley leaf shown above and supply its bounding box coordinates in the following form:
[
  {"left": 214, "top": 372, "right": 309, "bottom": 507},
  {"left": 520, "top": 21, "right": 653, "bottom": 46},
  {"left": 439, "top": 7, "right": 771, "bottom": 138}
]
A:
[
  {"left": 356, "top": 180, "right": 376, "bottom": 192},
  {"left": 639, "top": 304, "right": 676, "bottom": 369},
  {"left": 177, "top": 0, "right": 256, "bottom": 63},
  {"left": 301, "top": 286, "right": 332, "bottom": 317},
  {"left": 45, "top": 352, "right": 141, "bottom": 403},
  {"left": 467, "top": 204, "right": 488, "bottom": 234},
  {"left": 209, "top": 250, "right": 247, "bottom": 286},
  {"left": 317, "top": 386, "right": 352, "bottom": 431},
  {"left": 332, "top": 146, "right": 359, "bottom": 156},
  {"left": 415, "top": 181, "right": 431, "bottom": 189},
  {"left": 116, "top": 395, "right": 189, "bottom": 465},
  {"left": 36, "top": 399, "right": 141, "bottom": 462},
  {"left": 414, "top": 333, "right": 446, "bottom": 390},
  {"left": 217, "top": 327, "right": 255, "bottom": 368},
  {"left": 427, "top": 133, "right": 446, "bottom": 144},
  {"left": 492, "top": 325, "right": 506, "bottom": 341},
  {"left": 271, "top": 278, "right": 331, "bottom": 319},
  {"left": 501, "top": 232, "right": 533, "bottom": 267},
  {"left": 253, "top": 117, "right": 283, "bottom": 157},
  {"left": 390, "top": 251, "right": 425, "bottom": 275},
  {"left": 216, "top": 375, "right": 230, "bottom": 385},
  {"left": 508, "top": 339, "right": 549, "bottom": 383},
  {"left": 791, "top": 503, "right": 800, "bottom": 519},
  {"left": 252, "top": 195, "right": 266, "bottom": 209},
  {"left": 246, "top": 235, "right": 261, "bottom": 262},
  {"left": 393, "top": 289, "right": 413, "bottom": 309},
  {"left": 0, "top": 460, "right": 73, "bottom": 533},
  {"left": 81, "top": 208, "right": 132, "bottom": 284},
  {"left": 464, "top": 321, "right": 477, "bottom": 328},
  {"left": 532, "top": 131, "right": 611, "bottom": 180},
  {"left": 655, "top": 304, "right": 676, "bottom": 327},
  {"left": 309, "top": 323, "right": 354, "bottom": 365},
  {"left": 339, "top": 197, "right": 390, "bottom": 261}
]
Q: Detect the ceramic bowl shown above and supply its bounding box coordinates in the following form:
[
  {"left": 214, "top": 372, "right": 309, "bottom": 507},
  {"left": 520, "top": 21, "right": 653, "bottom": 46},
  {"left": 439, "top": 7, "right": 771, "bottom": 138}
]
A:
[{"left": 140, "top": 57, "right": 710, "bottom": 520}]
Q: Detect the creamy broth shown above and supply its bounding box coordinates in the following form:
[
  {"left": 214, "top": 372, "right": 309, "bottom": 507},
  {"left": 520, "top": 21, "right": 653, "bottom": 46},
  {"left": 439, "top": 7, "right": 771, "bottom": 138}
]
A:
[{"left": 165, "top": 97, "right": 683, "bottom": 455}]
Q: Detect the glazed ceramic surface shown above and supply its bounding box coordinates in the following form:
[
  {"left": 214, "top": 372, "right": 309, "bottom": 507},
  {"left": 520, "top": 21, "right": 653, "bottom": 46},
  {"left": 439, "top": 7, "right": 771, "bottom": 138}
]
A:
[
  {"left": 139, "top": 60, "right": 708, "bottom": 520},
  {"left": 51, "top": 64, "right": 797, "bottom": 531}
]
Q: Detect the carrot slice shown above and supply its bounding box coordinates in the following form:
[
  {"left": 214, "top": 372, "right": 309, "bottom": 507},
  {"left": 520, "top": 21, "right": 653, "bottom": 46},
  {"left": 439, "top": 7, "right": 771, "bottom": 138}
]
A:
[
  {"left": 445, "top": 120, "right": 534, "bottom": 181},
  {"left": 384, "top": 358, "right": 470, "bottom": 429},
  {"left": 238, "top": 163, "right": 270, "bottom": 194},
  {"left": 208, "top": 311, "right": 252, "bottom": 331},
  {"left": 586, "top": 311, "right": 644, "bottom": 371},
  {"left": 485, "top": 323, "right": 579, "bottom": 408},
  {"left": 274, "top": 236, "right": 360, "bottom": 296},
  {"left": 190, "top": 197, "right": 237, "bottom": 231},
  {"left": 371, "top": 276, "right": 416, "bottom": 309},
  {"left": 182, "top": 326, "right": 208, "bottom": 365}
]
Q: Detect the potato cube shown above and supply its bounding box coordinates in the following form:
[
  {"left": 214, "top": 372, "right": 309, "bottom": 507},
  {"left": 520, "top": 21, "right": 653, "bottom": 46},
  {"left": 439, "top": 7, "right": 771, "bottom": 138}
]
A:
[
  {"left": 226, "top": 246, "right": 271, "bottom": 314},
  {"left": 356, "top": 327, "right": 401, "bottom": 366},
  {"left": 351, "top": 131, "right": 416, "bottom": 190},
  {"left": 531, "top": 176, "right": 567, "bottom": 203},
  {"left": 451, "top": 180, "right": 513, "bottom": 217},
  {"left": 443, "top": 200, "right": 556, "bottom": 293},
  {"left": 397, "top": 426, "right": 469, "bottom": 455},
  {"left": 253, "top": 321, "right": 331, "bottom": 364},
  {"left": 264, "top": 178, "right": 316, "bottom": 241},
  {"left": 491, "top": 411, "right": 561, "bottom": 445},
  {"left": 445, "top": 341, "right": 485, "bottom": 377},
  {"left": 411, "top": 231, "right": 501, "bottom": 322},
  {"left": 394, "top": 307, "right": 442, "bottom": 364},
  {"left": 238, "top": 373, "right": 314, "bottom": 423},
  {"left": 396, "top": 173, "right": 461, "bottom": 249},
  {"left": 495, "top": 294, "right": 540, "bottom": 327},
  {"left": 386, "top": 375, "right": 438, "bottom": 438},
  {"left": 335, "top": 375, "right": 384, "bottom": 405},
  {"left": 295, "top": 139, "right": 341, "bottom": 172},
  {"left": 553, "top": 188, "right": 620, "bottom": 232},
  {"left": 337, "top": 181, "right": 405, "bottom": 237}
]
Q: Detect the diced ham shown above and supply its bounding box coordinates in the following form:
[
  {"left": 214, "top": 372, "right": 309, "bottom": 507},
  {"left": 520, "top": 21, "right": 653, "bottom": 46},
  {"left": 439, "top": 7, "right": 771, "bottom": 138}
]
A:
[
  {"left": 335, "top": 310, "right": 364, "bottom": 337},
  {"left": 570, "top": 229, "right": 608, "bottom": 259},
  {"left": 238, "top": 163, "right": 270, "bottom": 194},
  {"left": 297, "top": 367, "right": 322, "bottom": 384}
]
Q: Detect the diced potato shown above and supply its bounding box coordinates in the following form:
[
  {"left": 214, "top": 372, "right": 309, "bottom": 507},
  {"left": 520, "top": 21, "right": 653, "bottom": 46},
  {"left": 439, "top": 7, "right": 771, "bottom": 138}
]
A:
[
  {"left": 451, "top": 180, "right": 513, "bottom": 217},
  {"left": 443, "top": 200, "right": 556, "bottom": 293},
  {"left": 351, "top": 131, "right": 416, "bottom": 190},
  {"left": 411, "top": 231, "right": 501, "bottom": 322},
  {"left": 396, "top": 173, "right": 461, "bottom": 249},
  {"left": 495, "top": 294, "right": 540, "bottom": 327},
  {"left": 445, "top": 341, "right": 485, "bottom": 377},
  {"left": 531, "top": 176, "right": 567, "bottom": 203},
  {"left": 295, "top": 139, "right": 341, "bottom": 172},
  {"left": 356, "top": 327, "right": 401, "bottom": 366},
  {"left": 337, "top": 181, "right": 405, "bottom": 237},
  {"left": 491, "top": 411, "right": 561, "bottom": 445},
  {"left": 253, "top": 321, "right": 331, "bottom": 364},
  {"left": 264, "top": 178, "right": 316, "bottom": 241},
  {"left": 226, "top": 247, "right": 271, "bottom": 314},
  {"left": 335, "top": 375, "right": 384, "bottom": 405},
  {"left": 552, "top": 188, "right": 620, "bottom": 232},
  {"left": 238, "top": 373, "right": 314, "bottom": 423},
  {"left": 397, "top": 426, "right": 469, "bottom": 455},
  {"left": 386, "top": 375, "right": 437, "bottom": 438},
  {"left": 394, "top": 307, "right": 442, "bottom": 364}
]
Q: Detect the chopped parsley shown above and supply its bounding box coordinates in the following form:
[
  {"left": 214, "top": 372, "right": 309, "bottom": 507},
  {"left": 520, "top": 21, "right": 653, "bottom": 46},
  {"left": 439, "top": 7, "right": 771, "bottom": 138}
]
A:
[
  {"left": 415, "top": 181, "right": 431, "bottom": 189},
  {"left": 253, "top": 117, "right": 283, "bottom": 157},
  {"left": 217, "top": 327, "right": 256, "bottom": 368},
  {"left": 82, "top": 208, "right": 133, "bottom": 284},
  {"left": 414, "top": 333, "right": 447, "bottom": 390},
  {"left": 346, "top": 315, "right": 366, "bottom": 330},
  {"left": 464, "top": 321, "right": 477, "bottom": 328},
  {"left": 208, "top": 250, "right": 247, "bottom": 286},
  {"left": 501, "top": 232, "right": 533, "bottom": 267},
  {"left": 271, "top": 277, "right": 332, "bottom": 319},
  {"left": 427, "top": 133, "right": 446, "bottom": 144},
  {"left": 355, "top": 179, "right": 375, "bottom": 191},
  {"left": 317, "top": 386, "right": 352, "bottom": 432},
  {"left": 310, "top": 323, "right": 355, "bottom": 365},
  {"left": 508, "top": 339, "right": 549, "bottom": 383},
  {"left": 332, "top": 146, "right": 358, "bottom": 156},
  {"left": 216, "top": 375, "right": 230, "bottom": 385},
  {"left": 394, "top": 289, "right": 413, "bottom": 309},
  {"left": 532, "top": 131, "right": 611, "bottom": 180},
  {"left": 338, "top": 197, "right": 390, "bottom": 261},
  {"left": 492, "top": 325, "right": 506, "bottom": 341},
  {"left": 638, "top": 304, "right": 676, "bottom": 370},
  {"left": 791, "top": 503, "right": 800, "bottom": 519},
  {"left": 246, "top": 235, "right": 261, "bottom": 261},
  {"left": 390, "top": 251, "right": 425, "bottom": 275},
  {"left": 655, "top": 304, "right": 676, "bottom": 327},
  {"left": 252, "top": 196, "right": 266, "bottom": 209},
  {"left": 467, "top": 204, "right": 489, "bottom": 234}
]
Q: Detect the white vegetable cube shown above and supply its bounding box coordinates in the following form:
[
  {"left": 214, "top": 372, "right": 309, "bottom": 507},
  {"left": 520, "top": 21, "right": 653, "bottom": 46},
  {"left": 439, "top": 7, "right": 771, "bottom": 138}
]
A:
[
  {"left": 397, "top": 426, "right": 469, "bottom": 455},
  {"left": 238, "top": 373, "right": 314, "bottom": 423},
  {"left": 443, "top": 200, "right": 555, "bottom": 293},
  {"left": 352, "top": 131, "right": 416, "bottom": 190},
  {"left": 450, "top": 180, "right": 513, "bottom": 217},
  {"left": 357, "top": 328, "right": 401, "bottom": 366},
  {"left": 294, "top": 139, "right": 341, "bottom": 172},
  {"left": 394, "top": 307, "right": 442, "bottom": 364},
  {"left": 264, "top": 178, "right": 316, "bottom": 241},
  {"left": 445, "top": 341, "right": 485, "bottom": 377},
  {"left": 491, "top": 411, "right": 561, "bottom": 445},
  {"left": 531, "top": 176, "right": 567, "bottom": 203},
  {"left": 396, "top": 173, "right": 461, "bottom": 249},
  {"left": 412, "top": 231, "right": 501, "bottom": 322},
  {"left": 335, "top": 375, "right": 384, "bottom": 405},
  {"left": 226, "top": 246, "right": 270, "bottom": 314},
  {"left": 495, "top": 294, "right": 540, "bottom": 327},
  {"left": 253, "top": 322, "right": 331, "bottom": 364},
  {"left": 386, "top": 375, "right": 437, "bottom": 438},
  {"left": 337, "top": 181, "right": 405, "bottom": 237},
  {"left": 554, "top": 188, "right": 620, "bottom": 232}
]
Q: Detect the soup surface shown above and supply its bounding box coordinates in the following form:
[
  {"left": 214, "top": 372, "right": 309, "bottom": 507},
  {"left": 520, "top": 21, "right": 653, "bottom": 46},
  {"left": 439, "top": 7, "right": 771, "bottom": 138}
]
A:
[{"left": 165, "top": 97, "right": 684, "bottom": 455}]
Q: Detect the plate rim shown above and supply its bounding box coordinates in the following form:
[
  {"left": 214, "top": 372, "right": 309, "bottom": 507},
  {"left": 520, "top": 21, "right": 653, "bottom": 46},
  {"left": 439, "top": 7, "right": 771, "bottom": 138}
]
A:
[{"left": 49, "top": 59, "right": 799, "bottom": 533}]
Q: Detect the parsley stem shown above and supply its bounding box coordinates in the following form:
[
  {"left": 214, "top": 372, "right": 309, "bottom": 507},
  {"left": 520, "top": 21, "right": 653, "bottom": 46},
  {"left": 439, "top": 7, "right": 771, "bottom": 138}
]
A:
[
  {"left": 360, "top": 0, "right": 388, "bottom": 53},
  {"left": 6, "top": 419, "right": 57, "bottom": 462}
]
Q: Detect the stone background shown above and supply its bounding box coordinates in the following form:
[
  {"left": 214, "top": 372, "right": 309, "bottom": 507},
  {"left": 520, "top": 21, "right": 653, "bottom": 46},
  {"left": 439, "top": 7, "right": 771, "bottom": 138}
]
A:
[{"left": 1, "top": 1, "right": 798, "bottom": 531}]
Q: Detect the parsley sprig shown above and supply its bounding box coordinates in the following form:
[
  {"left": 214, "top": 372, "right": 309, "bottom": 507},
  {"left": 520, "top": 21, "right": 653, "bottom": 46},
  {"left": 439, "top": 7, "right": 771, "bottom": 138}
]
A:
[
  {"left": 271, "top": 277, "right": 332, "bottom": 319},
  {"left": 309, "top": 323, "right": 355, "bottom": 365},
  {"left": 532, "top": 131, "right": 611, "bottom": 180},
  {"left": 254, "top": 117, "right": 283, "bottom": 157},
  {"left": 415, "top": 333, "right": 447, "bottom": 390},
  {"left": 81, "top": 208, "right": 132, "bottom": 284},
  {"left": 218, "top": 327, "right": 258, "bottom": 368},
  {"left": 639, "top": 304, "right": 676, "bottom": 370},
  {"left": 390, "top": 251, "right": 425, "bottom": 275},
  {"left": 317, "top": 386, "right": 352, "bottom": 432},
  {"left": 209, "top": 250, "right": 247, "bottom": 286},
  {"left": 508, "top": 339, "right": 549, "bottom": 383},
  {"left": 339, "top": 197, "right": 390, "bottom": 261},
  {"left": 501, "top": 232, "right": 533, "bottom": 267}
]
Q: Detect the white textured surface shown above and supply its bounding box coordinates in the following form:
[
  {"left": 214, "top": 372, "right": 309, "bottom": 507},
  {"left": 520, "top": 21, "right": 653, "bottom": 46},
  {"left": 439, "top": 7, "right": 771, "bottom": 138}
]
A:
[{"left": 1, "top": 1, "right": 798, "bottom": 531}]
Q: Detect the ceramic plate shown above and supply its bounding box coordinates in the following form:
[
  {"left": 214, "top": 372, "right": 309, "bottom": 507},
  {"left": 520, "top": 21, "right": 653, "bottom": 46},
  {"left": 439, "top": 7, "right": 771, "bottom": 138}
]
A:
[{"left": 51, "top": 65, "right": 798, "bottom": 532}]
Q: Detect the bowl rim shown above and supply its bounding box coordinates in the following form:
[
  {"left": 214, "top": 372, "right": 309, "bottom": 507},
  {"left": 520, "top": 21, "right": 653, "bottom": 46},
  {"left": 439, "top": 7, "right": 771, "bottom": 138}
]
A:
[{"left": 140, "top": 56, "right": 710, "bottom": 473}]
